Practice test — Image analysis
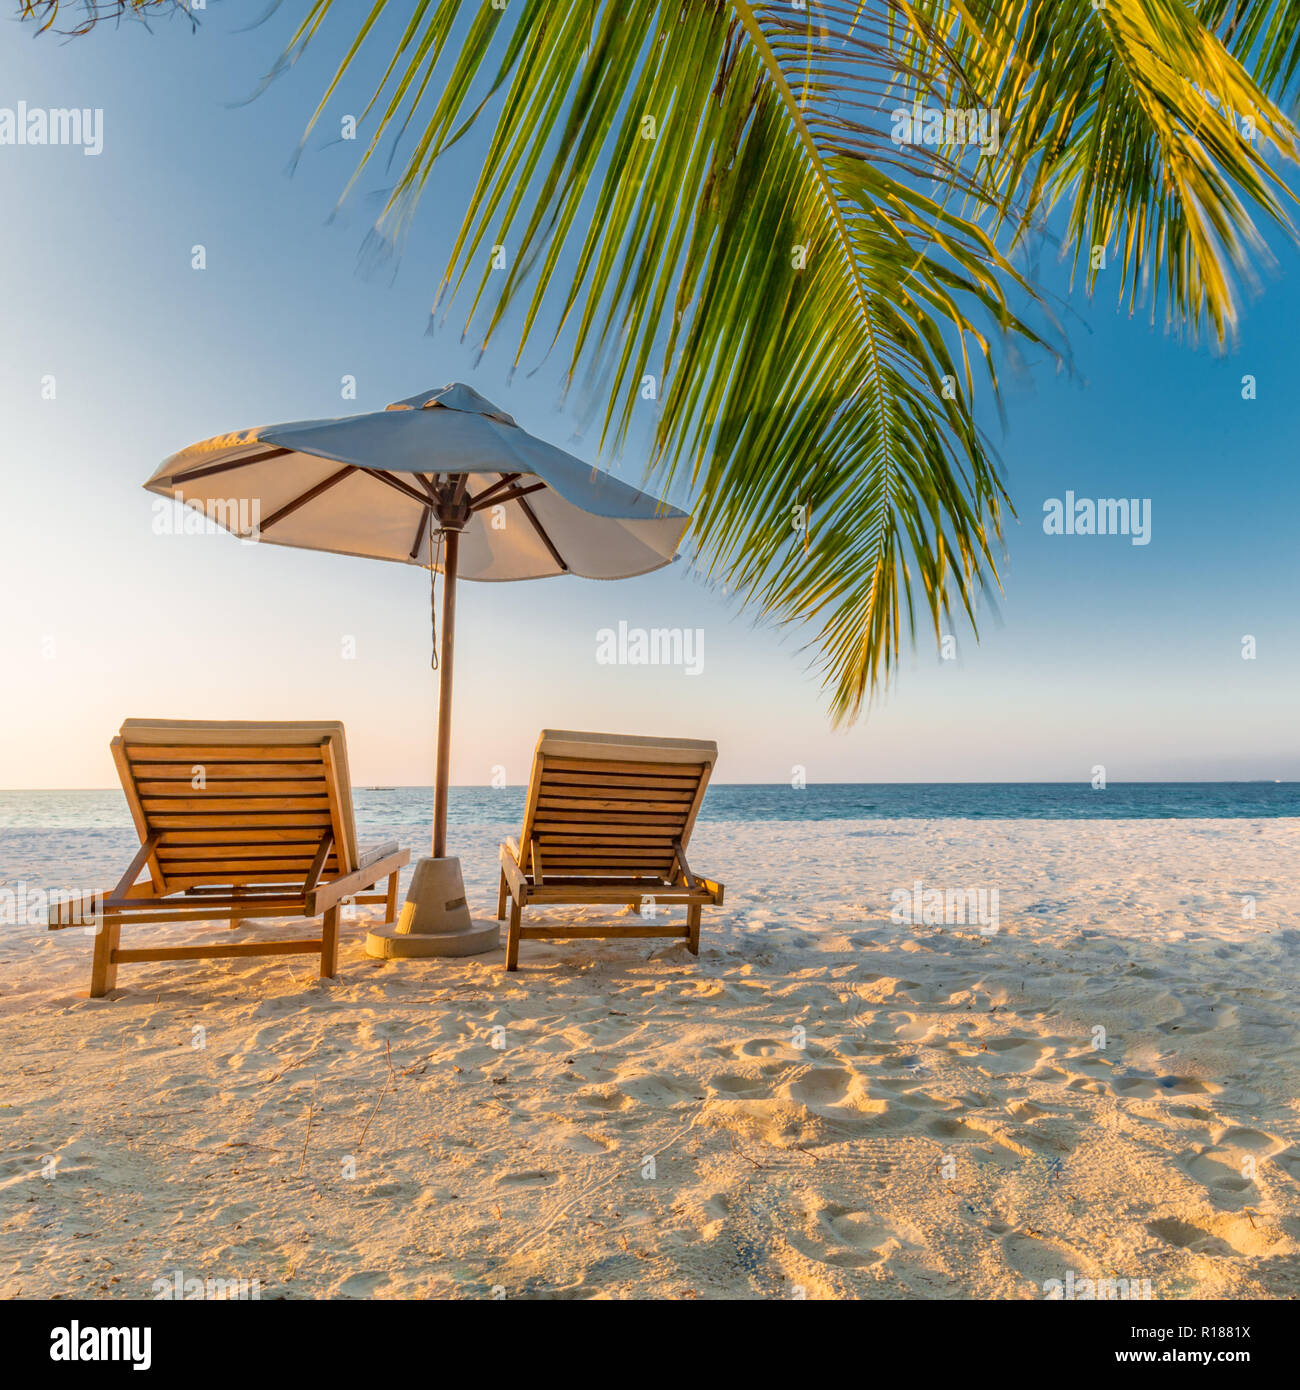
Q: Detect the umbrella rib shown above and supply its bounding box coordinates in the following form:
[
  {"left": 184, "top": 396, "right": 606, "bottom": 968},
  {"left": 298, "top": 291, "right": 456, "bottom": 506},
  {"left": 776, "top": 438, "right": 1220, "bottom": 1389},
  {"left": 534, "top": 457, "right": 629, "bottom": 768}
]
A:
[
  {"left": 358, "top": 467, "right": 434, "bottom": 506},
  {"left": 472, "top": 481, "right": 546, "bottom": 511},
  {"left": 468, "top": 473, "right": 520, "bottom": 509},
  {"left": 165, "top": 447, "right": 293, "bottom": 487},
  {"left": 258, "top": 466, "right": 357, "bottom": 533},
  {"left": 409, "top": 504, "right": 431, "bottom": 560},
  {"left": 517, "top": 494, "right": 569, "bottom": 573}
]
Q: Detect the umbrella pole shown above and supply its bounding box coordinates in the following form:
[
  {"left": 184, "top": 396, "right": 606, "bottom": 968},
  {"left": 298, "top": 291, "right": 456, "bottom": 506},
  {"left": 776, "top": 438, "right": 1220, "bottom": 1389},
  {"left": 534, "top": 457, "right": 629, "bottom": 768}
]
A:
[
  {"left": 432, "top": 526, "right": 459, "bottom": 858},
  {"left": 367, "top": 506, "right": 495, "bottom": 960}
]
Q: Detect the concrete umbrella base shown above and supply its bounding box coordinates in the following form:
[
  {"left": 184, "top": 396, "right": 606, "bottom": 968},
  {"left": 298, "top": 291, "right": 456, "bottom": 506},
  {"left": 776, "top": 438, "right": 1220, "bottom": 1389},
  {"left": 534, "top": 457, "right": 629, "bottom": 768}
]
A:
[{"left": 364, "top": 855, "right": 499, "bottom": 959}]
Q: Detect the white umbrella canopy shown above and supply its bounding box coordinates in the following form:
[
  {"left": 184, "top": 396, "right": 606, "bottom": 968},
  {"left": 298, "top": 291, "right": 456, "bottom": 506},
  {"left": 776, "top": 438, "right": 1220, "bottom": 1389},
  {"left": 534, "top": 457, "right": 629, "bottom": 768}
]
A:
[
  {"left": 144, "top": 382, "right": 688, "bottom": 580},
  {"left": 144, "top": 382, "right": 691, "bottom": 860}
]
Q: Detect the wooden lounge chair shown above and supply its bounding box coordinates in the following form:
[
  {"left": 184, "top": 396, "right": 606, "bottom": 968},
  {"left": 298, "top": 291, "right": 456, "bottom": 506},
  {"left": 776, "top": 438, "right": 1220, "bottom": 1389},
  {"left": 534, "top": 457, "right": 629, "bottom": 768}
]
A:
[
  {"left": 48, "top": 720, "right": 410, "bottom": 997},
  {"left": 498, "top": 730, "right": 723, "bottom": 971}
]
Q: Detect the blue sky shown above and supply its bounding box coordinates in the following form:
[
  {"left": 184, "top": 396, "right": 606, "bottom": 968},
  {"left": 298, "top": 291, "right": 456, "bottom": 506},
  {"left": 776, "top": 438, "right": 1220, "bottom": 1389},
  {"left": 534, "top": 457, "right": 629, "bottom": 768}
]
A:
[{"left": 1, "top": 4, "right": 1297, "bottom": 786}]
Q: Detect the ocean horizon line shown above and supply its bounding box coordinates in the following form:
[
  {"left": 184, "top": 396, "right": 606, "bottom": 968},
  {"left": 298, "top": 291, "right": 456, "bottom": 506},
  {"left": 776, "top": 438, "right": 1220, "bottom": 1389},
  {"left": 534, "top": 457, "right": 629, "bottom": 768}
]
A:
[{"left": 3, "top": 779, "right": 1297, "bottom": 794}]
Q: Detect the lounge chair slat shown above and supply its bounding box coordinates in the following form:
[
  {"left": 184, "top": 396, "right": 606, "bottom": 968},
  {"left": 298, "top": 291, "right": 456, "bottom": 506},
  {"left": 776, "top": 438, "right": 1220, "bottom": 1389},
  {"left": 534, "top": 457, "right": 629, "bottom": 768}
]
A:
[
  {"left": 544, "top": 757, "right": 705, "bottom": 777},
  {"left": 536, "top": 796, "right": 691, "bottom": 814},
  {"left": 535, "top": 860, "right": 672, "bottom": 870},
  {"left": 166, "top": 871, "right": 331, "bottom": 888},
  {"left": 533, "top": 811, "right": 686, "bottom": 828},
  {"left": 141, "top": 796, "right": 331, "bottom": 814},
  {"left": 537, "top": 835, "right": 677, "bottom": 846},
  {"left": 161, "top": 859, "right": 337, "bottom": 875},
  {"left": 136, "top": 780, "right": 332, "bottom": 797},
  {"left": 150, "top": 814, "right": 333, "bottom": 828},
  {"left": 159, "top": 827, "right": 336, "bottom": 844},
  {"left": 543, "top": 773, "right": 700, "bottom": 791},
  {"left": 545, "top": 861, "right": 670, "bottom": 872},
  {"left": 543, "top": 844, "right": 675, "bottom": 855},
  {"left": 124, "top": 744, "right": 327, "bottom": 762},
  {"left": 547, "top": 794, "right": 689, "bottom": 807},
  {"left": 126, "top": 763, "right": 329, "bottom": 779},
  {"left": 157, "top": 843, "right": 339, "bottom": 861}
]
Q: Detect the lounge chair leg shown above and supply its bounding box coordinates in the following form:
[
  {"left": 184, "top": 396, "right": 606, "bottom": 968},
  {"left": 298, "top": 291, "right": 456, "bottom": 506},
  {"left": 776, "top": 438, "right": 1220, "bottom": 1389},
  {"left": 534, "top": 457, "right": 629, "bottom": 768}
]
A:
[
  {"left": 506, "top": 901, "right": 521, "bottom": 971},
  {"left": 320, "top": 906, "right": 340, "bottom": 979},
  {"left": 385, "top": 871, "right": 399, "bottom": 924},
  {"left": 687, "top": 904, "right": 702, "bottom": 956},
  {"left": 497, "top": 871, "right": 508, "bottom": 921},
  {"left": 229, "top": 917, "right": 248, "bottom": 930},
  {"left": 89, "top": 916, "right": 120, "bottom": 998}
]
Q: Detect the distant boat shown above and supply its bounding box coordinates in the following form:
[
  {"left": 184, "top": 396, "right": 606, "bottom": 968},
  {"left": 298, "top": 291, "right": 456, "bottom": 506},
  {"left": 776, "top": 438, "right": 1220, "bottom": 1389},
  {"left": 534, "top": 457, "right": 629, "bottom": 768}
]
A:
[{"left": 366, "top": 785, "right": 396, "bottom": 791}]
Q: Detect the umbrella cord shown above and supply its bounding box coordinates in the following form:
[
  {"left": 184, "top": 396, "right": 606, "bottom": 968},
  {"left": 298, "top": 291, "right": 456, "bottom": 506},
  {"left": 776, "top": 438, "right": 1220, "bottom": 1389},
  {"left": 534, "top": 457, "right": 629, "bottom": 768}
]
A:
[{"left": 428, "top": 512, "right": 444, "bottom": 671}]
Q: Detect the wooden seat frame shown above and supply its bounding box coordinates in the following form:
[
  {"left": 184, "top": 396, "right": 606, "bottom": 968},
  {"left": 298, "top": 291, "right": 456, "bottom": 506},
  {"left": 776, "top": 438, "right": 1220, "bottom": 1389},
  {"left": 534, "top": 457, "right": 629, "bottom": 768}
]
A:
[
  {"left": 497, "top": 733, "right": 723, "bottom": 971},
  {"left": 48, "top": 723, "right": 409, "bottom": 996}
]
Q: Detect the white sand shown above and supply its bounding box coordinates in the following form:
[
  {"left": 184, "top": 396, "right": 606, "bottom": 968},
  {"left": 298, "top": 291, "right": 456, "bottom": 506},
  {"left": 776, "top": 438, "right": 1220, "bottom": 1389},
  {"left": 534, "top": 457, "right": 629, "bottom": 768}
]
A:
[{"left": 2, "top": 816, "right": 1299, "bottom": 1300}]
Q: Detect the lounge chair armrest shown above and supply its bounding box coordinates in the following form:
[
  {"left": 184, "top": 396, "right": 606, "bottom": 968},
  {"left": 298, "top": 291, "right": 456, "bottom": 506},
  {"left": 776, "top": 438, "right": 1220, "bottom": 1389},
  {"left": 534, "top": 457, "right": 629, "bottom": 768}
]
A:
[
  {"left": 47, "top": 890, "right": 106, "bottom": 929},
  {"left": 307, "top": 848, "right": 410, "bottom": 916},
  {"left": 357, "top": 840, "right": 401, "bottom": 870},
  {"left": 499, "top": 839, "right": 528, "bottom": 904}
]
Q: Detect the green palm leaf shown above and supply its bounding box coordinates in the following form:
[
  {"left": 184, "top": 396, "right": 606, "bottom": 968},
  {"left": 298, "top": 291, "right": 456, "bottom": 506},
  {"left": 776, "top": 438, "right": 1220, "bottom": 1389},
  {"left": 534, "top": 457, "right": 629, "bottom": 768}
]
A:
[
  {"left": 282, "top": 0, "right": 1293, "bottom": 719},
  {"left": 901, "top": 0, "right": 1299, "bottom": 342},
  {"left": 288, "top": 0, "right": 1048, "bottom": 722}
]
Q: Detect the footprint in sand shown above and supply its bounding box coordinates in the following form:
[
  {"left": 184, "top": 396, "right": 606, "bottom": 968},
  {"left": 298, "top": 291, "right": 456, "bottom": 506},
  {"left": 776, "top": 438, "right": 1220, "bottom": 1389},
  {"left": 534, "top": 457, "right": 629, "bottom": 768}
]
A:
[
  {"left": 1146, "top": 1217, "right": 1237, "bottom": 1257},
  {"left": 816, "top": 1209, "right": 902, "bottom": 1267},
  {"left": 970, "top": 1037, "right": 1049, "bottom": 1075},
  {"left": 1148, "top": 1211, "right": 1294, "bottom": 1257},
  {"left": 782, "top": 1068, "right": 892, "bottom": 1127},
  {"left": 735, "top": 1038, "right": 795, "bottom": 1059},
  {"left": 927, "top": 1115, "right": 984, "bottom": 1142},
  {"left": 1001, "top": 1230, "right": 1085, "bottom": 1287},
  {"left": 493, "top": 1168, "right": 559, "bottom": 1188},
  {"left": 615, "top": 1072, "right": 699, "bottom": 1107},
  {"left": 787, "top": 1067, "right": 852, "bottom": 1108},
  {"left": 575, "top": 1089, "right": 631, "bottom": 1112},
  {"left": 1182, "top": 1128, "right": 1284, "bottom": 1200},
  {"left": 1183, "top": 1149, "right": 1254, "bottom": 1197},
  {"left": 1169, "top": 1104, "right": 1216, "bottom": 1122},
  {"left": 884, "top": 1011, "right": 932, "bottom": 1043},
  {"left": 872, "top": 1079, "right": 949, "bottom": 1110},
  {"left": 787, "top": 1200, "right": 908, "bottom": 1269},
  {"left": 1214, "top": 1125, "right": 1282, "bottom": 1154},
  {"left": 1114, "top": 1074, "right": 1221, "bottom": 1099},
  {"left": 560, "top": 1132, "right": 615, "bottom": 1155},
  {"left": 334, "top": 1271, "right": 393, "bottom": 1298},
  {"left": 707, "top": 1073, "right": 770, "bottom": 1099},
  {"left": 928, "top": 1113, "right": 1064, "bottom": 1164}
]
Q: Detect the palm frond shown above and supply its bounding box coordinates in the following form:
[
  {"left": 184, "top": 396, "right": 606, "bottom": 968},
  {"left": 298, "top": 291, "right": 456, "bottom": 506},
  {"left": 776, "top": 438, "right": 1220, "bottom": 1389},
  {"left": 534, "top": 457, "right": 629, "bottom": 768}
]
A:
[
  {"left": 901, "top": 0, "right": 1299, "bottom": 343},
  {"left": 1201, "top": 0, "right": 1300, "bottom": 96},
  {"left": 287, "top": 0, "right": 1299, "bottom": 721},
  {"left": 289, "top": 0, "right": 1048, "bottom": 722}
]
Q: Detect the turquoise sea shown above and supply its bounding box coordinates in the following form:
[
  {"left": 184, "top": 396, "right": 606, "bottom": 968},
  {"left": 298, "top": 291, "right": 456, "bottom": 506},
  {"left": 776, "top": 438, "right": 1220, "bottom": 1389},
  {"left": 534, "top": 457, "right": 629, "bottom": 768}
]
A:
[{"left": 0, "top": 782, "right": 1296, "bottom": 834}]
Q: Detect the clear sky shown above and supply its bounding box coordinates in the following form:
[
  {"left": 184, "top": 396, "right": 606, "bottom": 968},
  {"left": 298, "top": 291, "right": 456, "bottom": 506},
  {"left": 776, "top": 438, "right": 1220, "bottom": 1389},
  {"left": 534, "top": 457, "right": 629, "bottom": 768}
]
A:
[{"left": 2, "top": 5, "right": 1298, "bottom": 788}]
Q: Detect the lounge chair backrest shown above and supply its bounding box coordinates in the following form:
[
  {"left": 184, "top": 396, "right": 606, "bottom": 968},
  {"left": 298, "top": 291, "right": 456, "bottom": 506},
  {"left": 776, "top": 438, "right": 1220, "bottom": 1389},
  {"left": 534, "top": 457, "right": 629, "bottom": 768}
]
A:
[
  {"left": 519, "top": 730, "right": 718, "bottom": 880},
  {"left": 115, "top": 720, "right": 359, "bottom": 893}
]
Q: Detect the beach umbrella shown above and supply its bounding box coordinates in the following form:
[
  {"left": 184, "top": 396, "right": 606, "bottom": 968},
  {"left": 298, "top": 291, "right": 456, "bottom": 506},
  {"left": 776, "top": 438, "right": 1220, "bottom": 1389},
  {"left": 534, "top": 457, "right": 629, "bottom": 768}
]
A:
[{"left": 143, "top": 383, "right": 689, "bottom": 950}]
